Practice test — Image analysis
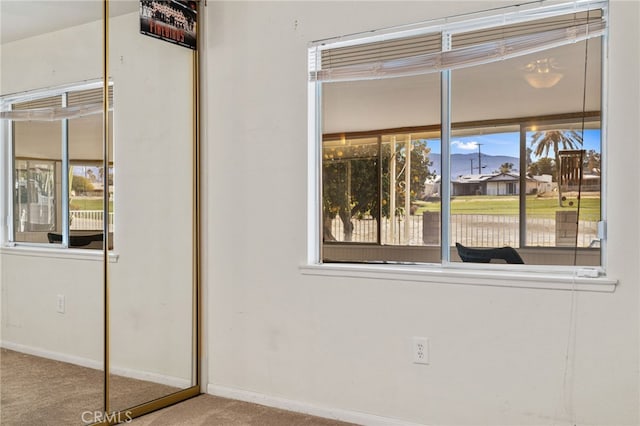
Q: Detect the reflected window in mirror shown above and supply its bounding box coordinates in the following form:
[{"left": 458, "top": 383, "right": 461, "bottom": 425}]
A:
[{"left": 4, "top": 82, "right": 114, "bottom": 250}]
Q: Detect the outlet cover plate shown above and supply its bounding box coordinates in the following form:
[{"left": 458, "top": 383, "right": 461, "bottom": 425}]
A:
[
  {"left": 413, "top": 337, "right": 429, "bottom": 364},
  {"left": 56, "top": 294, "right": 65, "bottom": 314}
]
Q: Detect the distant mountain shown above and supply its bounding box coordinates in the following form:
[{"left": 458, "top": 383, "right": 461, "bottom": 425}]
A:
[{"left": 429, "top": 153, "right": 520, "bottom": 179}]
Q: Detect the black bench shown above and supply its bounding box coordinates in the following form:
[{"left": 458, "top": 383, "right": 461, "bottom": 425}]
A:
[
  {"left": 455, "top": 242, "right": 524, "bottom": 264},
  {"left": 47, "top": 232, "right": 103, "bottom": 247}
]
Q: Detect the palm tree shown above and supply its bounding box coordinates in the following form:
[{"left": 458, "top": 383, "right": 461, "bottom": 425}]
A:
[
  {"left": 499, "top": 162, "right": 514, "bottom": 173},
  {"left": 530, "top": 130, "right": 583, "bottom": 206}
]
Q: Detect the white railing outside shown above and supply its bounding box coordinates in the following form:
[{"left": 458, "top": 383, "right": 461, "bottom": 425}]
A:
[
  {"left": 329, "top": 214, "right": 598, "bottom": 248},
  {"left": 71, "top": 209, "right": 596, "bottom": 247},
  {"left": 70, "top": 210, "right": 114, "bottom": 232}
]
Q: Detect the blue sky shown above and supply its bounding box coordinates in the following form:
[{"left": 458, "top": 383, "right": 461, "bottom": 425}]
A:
[{"left": 426, "top": 129, "right": 601, "bottom": 158}]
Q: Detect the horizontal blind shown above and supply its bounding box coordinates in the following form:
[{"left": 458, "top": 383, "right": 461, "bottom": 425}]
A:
[
  {"left": 67, "top": 85, "right": 114, "bottom": 107},
  {"left": 310, "top": 7, "right": 606, "bottom": 82},
  {"left": 12, "top": 95, "right": 61, "bottom": 110},
  {"left": 2, "top": 85, "right": 113, "bottom": 121},
  {"left": 321, "top": 33, "right": 442, "bottom": 70},
  {"left": 441, "top": 16, "right": 605, "bottom": 72},
  {"left": 452, "top": 10, "right": 603, "bottom": 49}
]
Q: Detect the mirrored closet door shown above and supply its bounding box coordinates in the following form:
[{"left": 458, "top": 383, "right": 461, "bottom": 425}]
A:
[
  {"left": 0, "top": 1, "right": 200, "bottom": 424},
  {"left": 107, "top": 0, "right": 199, "bottom": 415}
]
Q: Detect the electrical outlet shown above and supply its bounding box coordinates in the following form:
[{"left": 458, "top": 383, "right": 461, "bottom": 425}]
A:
[
  {"left": 412, "top": 337, "right": 429, "bottom": 364},
  {"left": 56, "top": 294, "right": 65, "bottom": 314}
]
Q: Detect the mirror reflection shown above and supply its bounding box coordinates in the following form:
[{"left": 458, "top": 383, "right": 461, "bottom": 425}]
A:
[
  {"left": 1, "top": 0, "right": 197, "bottom": 424},
  {"left": 1, "top": 1, "right": 105, "bottom": 425},
  {"left": 108, "top": 0, "right": 196, "bottom": 412}
]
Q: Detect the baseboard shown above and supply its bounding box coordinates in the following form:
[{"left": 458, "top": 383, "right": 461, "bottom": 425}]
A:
[
  {"left": 1, "top": 340, "right": 102, "bottom": 370},
  {"left": 207, "top": 384, "right": 426, "bottom": 426},
  {"left": 1, "top": 340, "right": 190, "bottom": 389},
  {"left": 110, "top": 365, "right": 191, "bottom": 389}
]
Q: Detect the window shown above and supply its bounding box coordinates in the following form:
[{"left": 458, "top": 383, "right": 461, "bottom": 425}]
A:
[
  {"left": 2, "top": 82, "right": 114, "bottom": 249},
  {"left": 309, "top": 1, "right": 606, "bottom": 269}
]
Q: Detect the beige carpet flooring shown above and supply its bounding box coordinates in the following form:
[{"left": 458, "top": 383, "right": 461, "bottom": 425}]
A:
[
  {"left": 1, "top": 348, "right": 178, "bottom": 425},
  {"left": 1, "top": 348, "right": 353, "bottom": 426},
  {"left": 128, "top": 394, "right": 353, "bottom": 426}
]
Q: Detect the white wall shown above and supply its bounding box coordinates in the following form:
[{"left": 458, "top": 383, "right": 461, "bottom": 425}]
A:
[
  {"left": 1, "top": 12, "right": 194, "bottom": 387},
  {"left": 204, "top": 2, "right": 639, "bottom": 425},
  {"left": 1, "top": 253, "right": 103, "bottom": 361}
]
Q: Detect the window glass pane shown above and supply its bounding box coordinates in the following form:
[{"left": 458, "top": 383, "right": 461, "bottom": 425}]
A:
[
  {"left": 524, "top": 121, "right": 601, "bottom": 262},
  {"left": 14, "top": 160, "right": 57, "bottom": 238},
  {"left": 322, "top": 73, "right": 441, "bottom": 263},
  {"left": 323, "top": 136, "right": 379, "bottom": 244},
  {"left": 451, "top": 37, "right": 602, "bottom": 266},
  {"left": 69, "top": 106, "right": 114, "bottom": 250},
  {"left": 13, "top": 114, "right": 62, "bottom": 243},
  {"left": 380, "top": 132, "right": 440, "bottom": 248},
  {"left": 449, "top": 125, "right": 521, "bottom": 250}
]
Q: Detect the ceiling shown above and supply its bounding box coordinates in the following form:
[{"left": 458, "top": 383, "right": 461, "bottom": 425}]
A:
[{"left": 1, "top": 1, "right": 137, "bottom": 44}]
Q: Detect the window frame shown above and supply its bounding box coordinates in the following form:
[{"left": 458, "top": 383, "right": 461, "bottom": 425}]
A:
[
  {"left": 1, "top": 80, "right": 113, "bottom": 251},
  {"left": 306, "top": 0, "right": 615, "bottom": 288}
]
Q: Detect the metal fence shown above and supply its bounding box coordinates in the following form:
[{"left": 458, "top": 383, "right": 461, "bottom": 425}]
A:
[
  {"left": 70, "top": 209, "right": 597, "bottom": 247},
  {"left": 328, "top": 214, "right": 598, "bottom": 248},
  {"left": 70, "top": 210, "right": 114, "bottom": 231}
]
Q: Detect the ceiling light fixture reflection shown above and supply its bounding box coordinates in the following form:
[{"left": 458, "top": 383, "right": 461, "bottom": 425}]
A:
[{"left": 524, "top": 58, "right": 563, "bottom": 89}]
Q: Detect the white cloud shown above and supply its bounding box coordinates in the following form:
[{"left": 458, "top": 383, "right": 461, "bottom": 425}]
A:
[{"left": 452, "top": 140, "right": 478, "bottom": 150}]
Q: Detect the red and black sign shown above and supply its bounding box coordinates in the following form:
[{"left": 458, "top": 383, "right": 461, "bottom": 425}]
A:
[{"left": 140, "top": 1, "right": 197, "bottom": 50}]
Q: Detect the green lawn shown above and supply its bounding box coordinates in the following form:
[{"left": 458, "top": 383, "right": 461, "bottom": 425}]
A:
[
  {"left": 70, "top": 197, "right": 114, "bottom": 212},
  {"left": 414, "top": 195, "right": 600, "bottom": 221}
]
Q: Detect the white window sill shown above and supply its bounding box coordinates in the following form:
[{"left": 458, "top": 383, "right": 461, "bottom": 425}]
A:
[
  {"left": 0, "top": 245, "right": 119, "bottom": 263},
  {"left": 300, "top": 263, "right": 617, "bottom": 292}
]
